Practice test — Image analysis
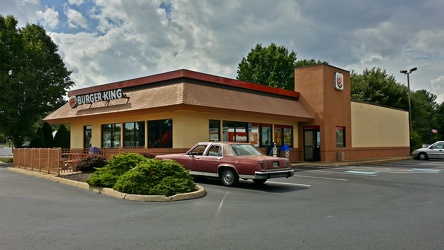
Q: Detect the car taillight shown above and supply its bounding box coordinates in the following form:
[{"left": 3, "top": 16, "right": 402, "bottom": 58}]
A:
[{"left": 259, "top": 161, "right": 265, "bottom": 171}]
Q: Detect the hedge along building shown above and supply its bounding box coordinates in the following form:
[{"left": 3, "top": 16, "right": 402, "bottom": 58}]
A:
[{"left": 44, "top": 64, "right": 410, "bottom": 162}]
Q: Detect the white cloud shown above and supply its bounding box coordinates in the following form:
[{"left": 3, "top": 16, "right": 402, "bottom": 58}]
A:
[
  {"left": 431, "top": 76, "right": 444, "bottom": 103},
  {"left": 68, "top": 0, "right": 84, "bottom": 6},
  {"left": 65, "top": 8, "right": 89, "bottom": 29},
  {"left": 2, "top": 0, "right": 444, "bottom": 104},
  {"left": 36, "top": 7, "right": 59, "bottom": 29}
]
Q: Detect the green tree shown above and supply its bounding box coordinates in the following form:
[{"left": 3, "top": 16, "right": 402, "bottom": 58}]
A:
[
  {"left": 42, "top": 122, "right": 54, "bottom": 148},
  {"left": 436, "top": 102, "right": 444, "bottom": 141},
  {"left": 350, "top": 67, "right": 408, "bottom": 109},
  {"left": 29, "top": 127, "right": 44, "bottom": 148},
  {"left": 53, "top": 124, "right": 70, "bottom": 148},
  {"left": 236, "top": 43, "right": 327, "bottom": 90},
  {"left": 0, "top": 15, "right": 74, "bottom": 147},
  {"left": 411, "top": 90, "right": 439, "bottom": 144}
]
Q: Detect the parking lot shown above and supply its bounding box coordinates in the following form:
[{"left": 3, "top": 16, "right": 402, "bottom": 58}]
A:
[{"left": 1, "top": 160, "right": 443, "bottom": 249}]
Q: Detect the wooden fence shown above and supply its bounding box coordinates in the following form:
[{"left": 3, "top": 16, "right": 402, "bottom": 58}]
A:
[
  {"left": 13, "top": 148, "right": 63, "bottom": 175},
  {"left": 12, "top": 147, "right": 187, "bottom": 176}
]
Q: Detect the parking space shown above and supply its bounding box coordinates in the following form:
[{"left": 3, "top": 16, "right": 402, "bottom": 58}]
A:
[{"left": 293, "top": 160, "right": 443, "bottom": 180}]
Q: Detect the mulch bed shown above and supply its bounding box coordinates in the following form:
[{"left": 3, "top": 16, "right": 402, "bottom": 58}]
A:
[{"left": 59, "top": 172, "right": 93, "bottom": 182}]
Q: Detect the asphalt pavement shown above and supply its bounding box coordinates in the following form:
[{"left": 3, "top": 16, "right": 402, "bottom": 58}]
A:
[
  {"left": 1, "top": 158, "right": 443, "bottom": 249},
  {"left": 0, "top": 146, "right": 13, "bottom": 158}
]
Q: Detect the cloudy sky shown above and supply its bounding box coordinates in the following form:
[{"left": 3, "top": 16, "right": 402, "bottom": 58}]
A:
[{"left": 2, "top": 0, "right": 444, "bottom": 103}]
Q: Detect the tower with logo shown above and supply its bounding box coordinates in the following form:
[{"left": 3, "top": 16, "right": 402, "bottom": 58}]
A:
[{"left": 294, "top": 64, "right": 351, "bottom": 161}]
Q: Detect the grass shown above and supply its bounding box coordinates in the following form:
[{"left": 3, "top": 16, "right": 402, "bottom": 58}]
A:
[{"left": 0, "top": 158, "right": 13, "bottom": 163}]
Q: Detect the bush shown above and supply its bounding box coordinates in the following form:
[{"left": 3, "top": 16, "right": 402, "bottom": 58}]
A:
[
  {"left": 113, "top": 159, "right": 196, "bottom": 196},
  {"left": 86, "top": 153, "right": 147, "bottom": 188},
  {"left": 77, "top": 154, "right": 107, "bottom": 173}
]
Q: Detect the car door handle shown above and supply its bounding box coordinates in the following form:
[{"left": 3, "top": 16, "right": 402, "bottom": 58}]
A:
[{"left": 195, "top": 157, "right": 201, "bottom": 160}]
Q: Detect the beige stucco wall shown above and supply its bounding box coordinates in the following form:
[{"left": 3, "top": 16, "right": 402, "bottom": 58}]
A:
[
  {"left": 70, "top": 110, "right": 299, "bottom": 149},
  {"left": 351, "top": 102, "right": 409, "bottom": 147}
]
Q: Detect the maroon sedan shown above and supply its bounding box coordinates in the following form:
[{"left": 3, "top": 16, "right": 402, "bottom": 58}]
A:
[{"left": 156, "top": 142, "right": 294, "bottom": 186}]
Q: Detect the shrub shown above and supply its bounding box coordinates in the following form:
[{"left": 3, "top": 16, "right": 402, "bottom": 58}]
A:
[
  {"left": 86, "top": 153, "right": 147, "bottom": 188},
  {"left": 113, "top": 159, "right": 196, "bottom": 196},
  {"left": 77, "top": 154, "right": 107, "bottom": 173}
]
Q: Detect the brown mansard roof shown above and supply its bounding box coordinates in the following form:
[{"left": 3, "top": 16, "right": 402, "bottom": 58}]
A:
[{"left": 44, "top": 70, "right": 313, "bottom": 123}]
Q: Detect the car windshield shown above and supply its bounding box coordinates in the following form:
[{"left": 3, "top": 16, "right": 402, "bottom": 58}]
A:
[{"left": 230, "top": 144, "right": 264, "bottom": 156}]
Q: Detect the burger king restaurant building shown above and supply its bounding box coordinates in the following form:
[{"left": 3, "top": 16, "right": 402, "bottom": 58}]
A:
[{"left": 44, "top": 64, "right": 410, "bottom": 162}]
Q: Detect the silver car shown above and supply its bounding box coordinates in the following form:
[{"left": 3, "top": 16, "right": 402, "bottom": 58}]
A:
[{"left": 412, "top": 141, "right": 444, "bottom": 160}]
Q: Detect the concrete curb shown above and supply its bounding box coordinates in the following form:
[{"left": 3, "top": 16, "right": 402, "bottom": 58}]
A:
[{"left": 7, "top": 167, "right": 206, "bottom": 202}]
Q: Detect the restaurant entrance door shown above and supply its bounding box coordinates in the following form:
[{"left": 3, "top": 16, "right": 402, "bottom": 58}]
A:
[{"left": 304, "top": 126, "right": 320, "bottom": 161}]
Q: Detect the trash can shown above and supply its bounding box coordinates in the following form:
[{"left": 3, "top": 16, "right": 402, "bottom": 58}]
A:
[
  {"left": 279, "top": 144, "right": 290, "bottom": 158},
  {"left": 89, "top": 146, "right": 100, "bottom": 154}
]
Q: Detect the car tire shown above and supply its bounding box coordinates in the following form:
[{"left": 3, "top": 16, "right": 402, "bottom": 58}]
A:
[
  {"left": 418, "top": 152, "right": 428, "bottom": 160},
  {"left": 253, "top": 179, "right": 267, "bottom": 185},
  {"left": 221, "top": 168, "right": 239, "bottom": 186}
]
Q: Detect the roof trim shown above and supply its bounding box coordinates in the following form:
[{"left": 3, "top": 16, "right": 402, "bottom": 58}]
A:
[{"left": 68, "top": 69, "right": 300, "bottom": 99}]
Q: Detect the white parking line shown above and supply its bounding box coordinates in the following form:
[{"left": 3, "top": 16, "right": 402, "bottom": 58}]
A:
[
  {"left": 266, "top": 181, "right": 312, "bottom": 188},
  {"left": 294, "top": 174, "right": 348, "bottom": 182}
]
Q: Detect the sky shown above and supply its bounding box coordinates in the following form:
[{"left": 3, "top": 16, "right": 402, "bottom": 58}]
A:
[{"left": 2, "top": 0, "right": 444, "bottom": 104}]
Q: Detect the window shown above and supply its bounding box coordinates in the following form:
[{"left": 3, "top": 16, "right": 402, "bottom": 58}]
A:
[
  {"left": 84, "top": 125, "right": 92, "bottom": 148},
  {"left": 336, "top": 127, "right": 345, "bottom": 147},
  {"left": 124, "top": 121, "right": 145, "bottom": 147},
  {"left": 222, "top": 121, "right": 248, "bottom": 142},
  {"left": 187, "top": 144, "right": 208, "bottom": 156},
  {"left": 102, "top": 123, "right": 121, "bottom": 148},
  {"left": 209, "top": 120, "right": 220, "bottom": 141},
  {"left": 274, "top": 125, "right": 293, "bottom": 147},
  {"left": 260, "top": 124, "right": 272, "bottom": 147},
  {"left": 207, "top": 145, "right": 222, "bottom": 157},
  {"left": 148, "top": 119, "right": 172, "bottom": 148},
  {"left": 274, "top": 125, "right": 283, "bottom": 146},
  {"left": 283, "top": 125, "right": 293, "bottom": 147}
]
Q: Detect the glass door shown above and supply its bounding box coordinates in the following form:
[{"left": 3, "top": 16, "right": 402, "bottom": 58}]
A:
[{"left": 304, "top": 127, "right": 321, "bottom": 161}]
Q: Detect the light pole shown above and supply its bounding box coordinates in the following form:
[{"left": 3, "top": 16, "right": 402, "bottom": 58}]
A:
[{"left": 400, "top": 67, "right": 417, "bottom": 133}]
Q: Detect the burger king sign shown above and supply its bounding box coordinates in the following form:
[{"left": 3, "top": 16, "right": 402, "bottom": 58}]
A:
[{"left": 334, "top": 72, "right": 344, "bottom": 91}]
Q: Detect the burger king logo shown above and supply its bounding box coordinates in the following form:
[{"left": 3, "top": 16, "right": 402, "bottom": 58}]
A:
[
  {"left": 69, "top": 96, "right": 78, "bottom": 108},
  {"left": 335, "top": 72, "right": 344, "bottom": 91}
]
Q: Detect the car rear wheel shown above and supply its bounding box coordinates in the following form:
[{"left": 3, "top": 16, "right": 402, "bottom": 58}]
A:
[
  {"left": 221, "top": 169, "right": 239, "bottom": 186},
  {"left": 253, "top": 179, "right": 267, "bottom": 184},
  {"left": 418, "top": 152, "right": 428, "bottom": 160}
]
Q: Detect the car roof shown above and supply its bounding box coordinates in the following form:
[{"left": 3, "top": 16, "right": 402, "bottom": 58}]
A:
[{"left": 196, "top": 141, "right": 252, "bottom": 145}]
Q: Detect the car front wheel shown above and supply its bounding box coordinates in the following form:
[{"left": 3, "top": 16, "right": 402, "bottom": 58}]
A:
[
  {"left": 221, "top": 169, "right": 239, "bottom": 186},
  {"left": 418, "top": 152, "right": 428, "bottom": 160}
]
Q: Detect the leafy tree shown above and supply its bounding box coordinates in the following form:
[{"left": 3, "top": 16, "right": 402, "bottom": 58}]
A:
[
  {"left": 350, "top": 67, "right": 408, "bottom": 109},
  {"left": 295, "top": 59, "right": 327, "bottom": 68},
  {"left": 236, "top": 43, "right": 327, "bottom": 90},
  {"left": 436, "top": 102, "right": 444, "bottom": 141},
  {"left": 29, "top": 127, "right": 44, "bottom": 148},
  {"left": 411, "top": 90, "right": 439, "bottom": 144},
  {"left": 53, "top": 124, "right": 70, "bottom": 148},
  {"left": 0, "top": 15, "right": 74, "bottom": 148},
  {"left": 42, "top": 122, "right": 54, "bottom": 148}
]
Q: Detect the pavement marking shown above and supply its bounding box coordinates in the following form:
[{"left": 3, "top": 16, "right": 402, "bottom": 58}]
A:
[
  {"left": 216, "top": 192, "right": 227, "bottom": 215},
  {"left": 309, "top": 169, "right": 363, "bottom": 176},
  {"left": 266, "top": 181, "right": 311, "bottom": 188},
  {"left": 345, "top": 170, "right": 377, "bottom": 176},
  {"left": 412, "top": 168, "right": 441, "bottom": 173},
  {"left": 294, "top": 174, "right": 348, "bottom": 182}
]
